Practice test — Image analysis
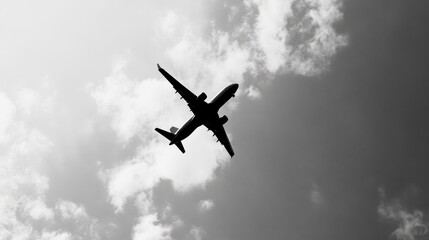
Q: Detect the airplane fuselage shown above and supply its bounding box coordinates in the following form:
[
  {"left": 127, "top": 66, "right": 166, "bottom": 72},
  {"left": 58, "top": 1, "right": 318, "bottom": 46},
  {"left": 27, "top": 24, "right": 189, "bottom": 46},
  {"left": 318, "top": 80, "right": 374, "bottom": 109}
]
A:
[{"left": 169, "top": 83, "right": 238, "bottom": 145}]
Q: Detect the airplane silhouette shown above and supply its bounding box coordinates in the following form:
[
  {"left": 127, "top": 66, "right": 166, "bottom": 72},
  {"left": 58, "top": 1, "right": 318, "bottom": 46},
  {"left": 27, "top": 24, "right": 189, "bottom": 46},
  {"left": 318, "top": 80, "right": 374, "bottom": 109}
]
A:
[{"left": 155, "top": 64, "right": 238, "bottom": 157}]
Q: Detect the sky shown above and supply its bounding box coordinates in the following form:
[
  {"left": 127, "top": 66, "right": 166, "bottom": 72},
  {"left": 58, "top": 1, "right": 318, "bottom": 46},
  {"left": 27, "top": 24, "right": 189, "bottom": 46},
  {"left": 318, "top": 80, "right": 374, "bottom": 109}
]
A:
[{"left": 1, "top": 0, "right": 429, "bottom": 239}]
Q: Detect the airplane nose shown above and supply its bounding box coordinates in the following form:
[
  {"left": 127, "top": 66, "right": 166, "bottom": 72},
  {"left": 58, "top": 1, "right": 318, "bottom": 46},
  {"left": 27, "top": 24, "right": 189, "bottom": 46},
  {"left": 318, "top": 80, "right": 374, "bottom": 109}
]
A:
[{"left": 232, "top": 83, "right": 239, "bottom": 91}]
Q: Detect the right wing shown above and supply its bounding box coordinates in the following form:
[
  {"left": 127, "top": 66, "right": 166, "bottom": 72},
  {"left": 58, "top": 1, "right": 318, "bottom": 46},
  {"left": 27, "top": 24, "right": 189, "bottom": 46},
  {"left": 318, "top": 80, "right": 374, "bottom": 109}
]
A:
[
  {"left": 157, "top": 64, "right": 197, "bottom": 105},
  {"left": 211, "top": 124, "right": 235, "bottom": 157}
]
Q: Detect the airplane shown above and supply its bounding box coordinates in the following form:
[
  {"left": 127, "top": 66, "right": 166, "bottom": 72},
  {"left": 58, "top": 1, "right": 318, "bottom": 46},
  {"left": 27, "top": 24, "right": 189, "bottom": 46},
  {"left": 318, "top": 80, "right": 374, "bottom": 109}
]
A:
[{"left": 155, "top": 64, "right": 238, "bottom": 157}]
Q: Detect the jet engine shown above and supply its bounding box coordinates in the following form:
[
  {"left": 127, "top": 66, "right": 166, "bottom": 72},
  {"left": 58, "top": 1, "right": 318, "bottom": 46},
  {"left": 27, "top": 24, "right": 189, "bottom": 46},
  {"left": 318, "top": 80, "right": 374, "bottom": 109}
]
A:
[
  {"left": 197, "top": 92, "right": 207, "bottom": 101},
  {"left": 219, "top": 115, "right": 228, "bottom": 125}
]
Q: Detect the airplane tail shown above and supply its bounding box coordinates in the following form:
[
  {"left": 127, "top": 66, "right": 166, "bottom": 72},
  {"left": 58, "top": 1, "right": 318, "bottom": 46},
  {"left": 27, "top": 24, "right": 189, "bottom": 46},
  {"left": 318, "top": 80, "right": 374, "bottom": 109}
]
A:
[{"left": 154, "top": 127, "right": 185, "bottom": 153}]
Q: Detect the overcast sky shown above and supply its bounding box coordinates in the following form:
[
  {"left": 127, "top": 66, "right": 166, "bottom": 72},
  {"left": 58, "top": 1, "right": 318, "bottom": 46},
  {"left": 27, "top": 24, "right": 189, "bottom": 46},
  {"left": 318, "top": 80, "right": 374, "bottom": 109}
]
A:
[{"left": 1, "top": 0, "right": 429, "bottom": 239}]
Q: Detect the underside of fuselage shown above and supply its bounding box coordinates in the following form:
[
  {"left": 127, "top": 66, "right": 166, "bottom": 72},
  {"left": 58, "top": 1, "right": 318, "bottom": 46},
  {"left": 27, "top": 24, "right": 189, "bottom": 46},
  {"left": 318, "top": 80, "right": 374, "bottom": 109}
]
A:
[{"left": 170, "top": 106, "right": 219, "bottom": 144}]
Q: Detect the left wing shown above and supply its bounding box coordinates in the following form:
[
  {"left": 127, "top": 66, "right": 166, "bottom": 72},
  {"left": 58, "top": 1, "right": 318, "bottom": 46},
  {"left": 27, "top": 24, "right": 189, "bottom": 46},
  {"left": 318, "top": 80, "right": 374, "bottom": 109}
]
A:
[
  {"left": 157, "top": 64, "right": 197, "bottom": 105},
  {"left": 211, "top": 125, "right": 235, "bottom": 157}
]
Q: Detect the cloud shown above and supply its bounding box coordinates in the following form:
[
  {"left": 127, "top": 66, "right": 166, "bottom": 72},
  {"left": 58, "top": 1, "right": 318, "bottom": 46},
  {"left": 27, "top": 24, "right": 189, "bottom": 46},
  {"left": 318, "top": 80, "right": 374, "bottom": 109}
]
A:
[
  {"left": 0, "top": 94, "right": 54, "bottom": 239},
  {"left": 91, "top": 66, "right": 181, "bottom": 143},
  {"left": 189, "top": 226, "right": 204, "bottom": 240},
  {"left": 132, "top": 192, "right": 185, "bottom": 240},
  {"left": 0, "top": 92, "right": 16, "bottom": 143},
  {"left": 245, "top": 85, "right": 262, "bottom": 100},
  {"left": 246, "top": 0, "right": 291, "bottom": 73},
  {"left": 163, "top": 0, "right": 348, "bottom": 96},
  {"left": 166, "top": 30, "right": 253, "bottom": 97},
  {"left": 310, "top": 184, "right": 325, "bottom": 206},
  {"left": 378, "top": 188, "right": 429, "bottom": 240},
  {"left": 244, "top": 0, "right": 348, "bottom": 75},
  {"left": 24, "top": 198, "right": 55, "bottom": 221},
  {"left": 161, "top": 11, "right": 181, "bottom": 36},
  {"left": 133, "top": 213, "right": 172, "bottom": 240},
  {"left": 199, "top": 200, "right": 215, "bottom": 212},
  {"left": 15, "top": 87, "right": 54, "bottom": 114},
  {"left": 106, "top": 128, "right": 227, "bottom": 212},
  {"left": 56, "top": 200, "right": 88, "bottom": 220},
  {"left": 40, "top": 231, "right": 72, "bottom": 240},
  {"left": 0, "top": 92, "right": 54, "bottom": 238}
]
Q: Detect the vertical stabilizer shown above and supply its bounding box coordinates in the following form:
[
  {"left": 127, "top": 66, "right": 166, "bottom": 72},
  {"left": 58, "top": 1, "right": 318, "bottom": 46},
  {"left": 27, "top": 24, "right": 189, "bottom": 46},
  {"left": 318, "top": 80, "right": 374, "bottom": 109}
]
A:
[{"left": 170, "top": 127, "right": 179, "bottom": 134}]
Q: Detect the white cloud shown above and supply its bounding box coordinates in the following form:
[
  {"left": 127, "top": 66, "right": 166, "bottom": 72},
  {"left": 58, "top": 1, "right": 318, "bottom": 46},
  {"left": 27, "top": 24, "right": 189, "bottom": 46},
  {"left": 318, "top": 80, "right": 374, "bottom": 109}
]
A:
[
  {"left": 15, "top": 88, "right": 53, "bottom": 114},
  {"left": 107, "top": 160, "right": 160, "bottom": 211},
  {"left": 0, "top": 223, "right": 32, "bottom": 240},
  {"left": 189, "top": 226, "right": 204, "bottom": 240},
  {"left": 378, "top": 188, "right": 429, "bottom": 240},
  {"left": 310, "top": 184, "right": 324, "bottom": 206},
  {"left": 133, "top": 213, "right": 172, "bottom": 240},
  {"left": 245, "top": 85, "right": 262, "bottom": 100},
  {"left": 107, "top": 128, "right": 227, "bottom": 212},
  {"left": 310, "top": 189, "right": 323, "bottom": 205},
  {"left": 199, "top": 200, "right": 215, "bottom": 212},
  {"left": 0, "top": 92, "right": 16, "bottom": 143},
  {"left": 164, "top": 0, "right": 347, "bottom": 96},
  {"left": 40, "top": 231, "right": 72, "bottom": 240},
  {"left": 24, "top": 198, "right": 55, "bottom": 221},
  {"left": 9, "top": 128, "right": 53, "bottom": 163},
  {"left": 227, "top": 5, "right": 239, "bottom": 22},
  {"left": 242, "top": 0, "right": 347, "bottom": 75},
  {"left": 249, "top": 0, "right": 292, "bottom": 73},
  {"left": 167, "top": 30, "right": 253, "bottom": 98},
  {"left": 162, "top": 11, "right": 181, "bottom": 36},
  {"left": 0, "top": 92, "right": 54, "bottom": 238},
  {"left": 56, "top": 200, "right": 88, "bottom": 220},
  {"left": 91, "top": 63, "right": 182, "bottom": 143},
  {"left": 132, "top": 192, "right": 184, "bottom": 240}
]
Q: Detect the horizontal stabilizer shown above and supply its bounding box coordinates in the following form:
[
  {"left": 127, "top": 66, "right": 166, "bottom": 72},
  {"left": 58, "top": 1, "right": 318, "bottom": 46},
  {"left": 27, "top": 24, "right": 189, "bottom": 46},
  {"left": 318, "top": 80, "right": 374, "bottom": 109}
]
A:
[
  {"left": 155, "top": 128, "right": 174, "bottom": 140},
  {"left": 175, "top": 141, "right": 185, "bottom": 153},
  {"left": 155, "top": 128, "right": 186, "bottom": 153}
]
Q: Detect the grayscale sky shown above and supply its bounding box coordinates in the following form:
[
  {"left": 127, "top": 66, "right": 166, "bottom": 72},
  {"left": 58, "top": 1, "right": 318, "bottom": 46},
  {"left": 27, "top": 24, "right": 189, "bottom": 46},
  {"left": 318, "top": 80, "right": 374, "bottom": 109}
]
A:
[{"left": 1, "top": 0, "right": 429, "bottom": 239}]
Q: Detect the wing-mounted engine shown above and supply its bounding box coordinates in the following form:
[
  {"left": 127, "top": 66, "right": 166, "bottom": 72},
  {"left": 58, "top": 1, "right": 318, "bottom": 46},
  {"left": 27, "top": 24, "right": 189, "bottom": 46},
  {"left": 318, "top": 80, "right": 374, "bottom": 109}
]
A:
[
  {"left": 197, "top": 92, "right": 207, "bottom": 102},
  {"left": 219, "top": 115, "right": 228, "bottom": 125}
]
